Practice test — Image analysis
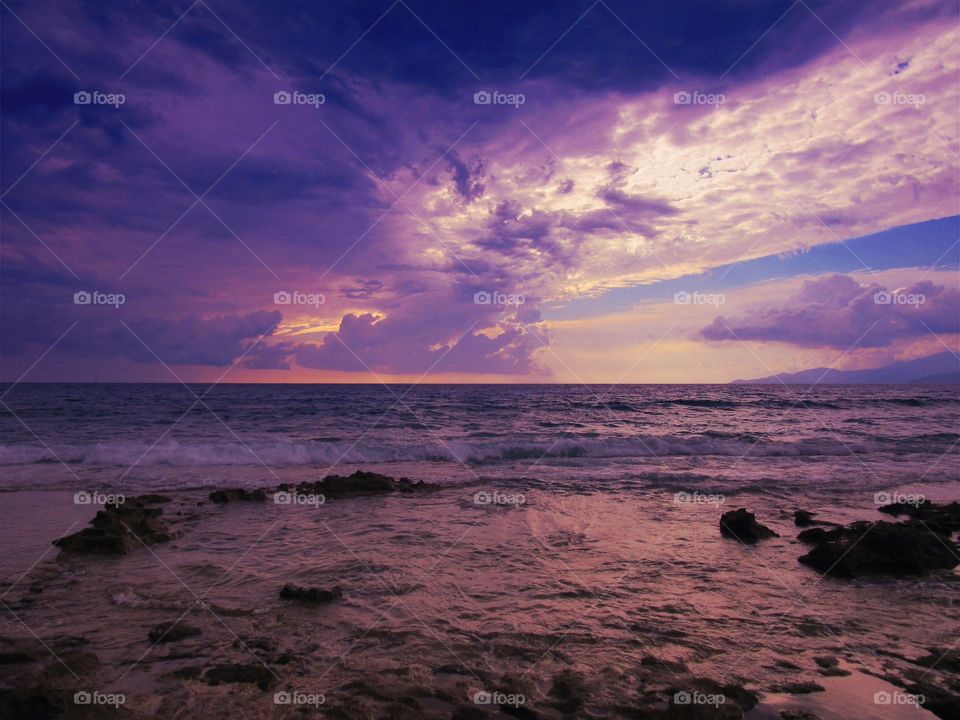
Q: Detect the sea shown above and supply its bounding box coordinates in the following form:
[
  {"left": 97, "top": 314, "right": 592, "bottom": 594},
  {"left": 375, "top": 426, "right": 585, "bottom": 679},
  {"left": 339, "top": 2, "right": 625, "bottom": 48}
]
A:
[{"left": 0, "top": 383, "right": 957, "bottom": 719}]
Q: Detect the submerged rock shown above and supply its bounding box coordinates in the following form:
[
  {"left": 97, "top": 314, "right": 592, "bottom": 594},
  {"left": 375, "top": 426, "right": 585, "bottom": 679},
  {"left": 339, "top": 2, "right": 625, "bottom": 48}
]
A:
[
  {"left": 148, "top": 622, "right": 201, "bottom": 643},
  {"left": 203, "top": 662, "right": 275, "bottom": 690},
  {"left": 720, "top": 509, "right": 779, "bottom": 542},
  {"left": 208, "top": 488, "right": 266, "bottom": 503},
  {"left": 279, "top": 583, "right": 343, "bottom": 603},
  {"left": 300, "top": 470, "right": 440, "bottom": 497},
  {"left": 665, "top": 677, "right": 759, "bottom": 719},
  {"left": 53, "top": 496, "right": 173, "bottom": 555},
  {"left": 878, "top": 499, "right": 960, "bottom": 535},
  {"left": 798, "top": 520, "right": 959, "bottom": 577}
]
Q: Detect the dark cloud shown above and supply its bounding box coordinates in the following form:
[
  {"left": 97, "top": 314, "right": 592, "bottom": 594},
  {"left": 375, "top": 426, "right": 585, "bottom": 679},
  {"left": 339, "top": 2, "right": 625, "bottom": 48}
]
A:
[{"left": 700, "top": 274, "right": 960, "bottom": 349}]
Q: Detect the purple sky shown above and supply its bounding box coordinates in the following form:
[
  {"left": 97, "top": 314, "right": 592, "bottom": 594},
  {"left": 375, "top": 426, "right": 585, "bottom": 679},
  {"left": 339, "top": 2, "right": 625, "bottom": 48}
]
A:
[{"left": 1, "top": 0, "right": 958, "bottom": 382}]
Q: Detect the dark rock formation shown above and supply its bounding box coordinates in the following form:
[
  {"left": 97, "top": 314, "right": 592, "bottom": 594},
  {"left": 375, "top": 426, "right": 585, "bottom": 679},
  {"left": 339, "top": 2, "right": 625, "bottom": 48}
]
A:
[
  {"left": 148, "top": 622, "right": 201, "bottom": 644},
  {"left": 208, "top": 488, "right": 266, "bottom": 503},
  {"left": 878, "top": 499, "right": 960, "bottom": 535},
  {"left": 295, "top": 470, "right": 440, "bottom": 498},
  {"left": 53, "top": 497, "right": 173, "bottom": 554},
  {"left": 279, "top": 583, "right": 343, "bottom": 603},
  {"left": 720, "top": 509, "right": 779, "bottom": 542},
  {"left": 203, "top": 663, "right": 275, "bottom": 690},
  {"left": 798, "top": 521, "right": 959, "bottom": 577}
]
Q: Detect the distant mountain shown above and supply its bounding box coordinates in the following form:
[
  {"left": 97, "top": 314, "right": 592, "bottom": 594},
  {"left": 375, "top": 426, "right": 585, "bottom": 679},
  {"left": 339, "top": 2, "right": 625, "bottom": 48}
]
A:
[{"left": 732, "top": 351, "right": 959, "bottom": 384}]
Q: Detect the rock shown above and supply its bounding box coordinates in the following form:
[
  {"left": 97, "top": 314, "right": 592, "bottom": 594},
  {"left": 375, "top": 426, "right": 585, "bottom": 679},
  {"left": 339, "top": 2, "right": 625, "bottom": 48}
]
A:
[
  {"left": 720, "top": 509, "right": 779, "bottom": 542},
  {"left": 279, "top": 583, "right": 343, "bottom": 603},
  {"left": 769, "top": 681, "right": 825, "bottom": 694},
  {"left": 0, "top": 651, "right": 35, "bottom": 664},
  {"left": 148, "top": 622, "right": 201, "bottom": 643},
  {"left": 53, "top": 496, "right": 173, "bottom": 554},
  {"left": 203, "top": 662, "right": 275, "bottom": 690},
  {"left": 549, "top": 669, "right": 587, "bottom": 713},
  {"left": 913, "top": 647, "right": 960, "bottom": 674},
  {"left": 452, "top": 708, "right": 490, "bottom": 720},
  {"left": 879, "top": 499, "right": 960, "bottom": 535},
  {"left": 813, "top": 656, "right": 838, "bottom": 670},
  {"left": 666, "top": 678, "right": 758, "bottom": 719},
  {"left": 298, "top": 470, "right": 440, "bottom": 498},
  {"left": 794, "top": 511, "right": 817, "bottom": 527},
  {"left": 209, "top": 488, "right": 266, "bottom": 503},
  {"left": 798, "top": 521, "right": 959, "bottom": 577}
]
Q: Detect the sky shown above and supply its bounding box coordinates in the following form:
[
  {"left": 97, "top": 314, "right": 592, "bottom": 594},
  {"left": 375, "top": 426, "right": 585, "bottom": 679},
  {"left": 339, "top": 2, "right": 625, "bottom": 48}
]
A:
[{"left": 1, "top": 0, "right": 958, "bottom": 383}]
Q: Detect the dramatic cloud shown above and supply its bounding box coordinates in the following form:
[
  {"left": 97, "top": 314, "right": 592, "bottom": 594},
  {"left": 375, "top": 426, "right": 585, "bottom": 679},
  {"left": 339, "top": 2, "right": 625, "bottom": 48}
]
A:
[
  {"left": 700, "top": 274, "right": 959, "bottom": 349},
  {"left": 0, "top": 0, "right": 956, "bottom": 381}
]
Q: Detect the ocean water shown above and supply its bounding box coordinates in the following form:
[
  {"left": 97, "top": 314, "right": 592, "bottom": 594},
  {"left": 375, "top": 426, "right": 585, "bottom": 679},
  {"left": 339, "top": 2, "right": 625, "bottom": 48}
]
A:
[
  {"left": 1, "top": 383, "right": 958, "bottom": 719},
  {"left": 1, "top": 383, "right": 958, "bottom": 496}
]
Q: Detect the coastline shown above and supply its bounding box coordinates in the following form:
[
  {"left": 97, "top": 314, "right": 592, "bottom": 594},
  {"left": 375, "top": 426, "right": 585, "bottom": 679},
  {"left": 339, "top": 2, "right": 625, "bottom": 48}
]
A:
[{"left": 1, "top": 477, "right": 956, "bottom": 719}]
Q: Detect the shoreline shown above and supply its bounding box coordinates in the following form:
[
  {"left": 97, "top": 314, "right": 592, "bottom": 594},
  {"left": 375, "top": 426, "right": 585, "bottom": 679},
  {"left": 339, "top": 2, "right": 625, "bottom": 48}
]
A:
[{"left": 1, "top": 473, "right": 957, "bottom": 719}]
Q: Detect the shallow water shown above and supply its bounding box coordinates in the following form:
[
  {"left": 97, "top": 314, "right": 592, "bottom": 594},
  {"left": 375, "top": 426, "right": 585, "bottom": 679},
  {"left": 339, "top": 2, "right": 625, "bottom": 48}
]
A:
[{"left": 1, "top": 384, "right": 958, "bottom": 718}]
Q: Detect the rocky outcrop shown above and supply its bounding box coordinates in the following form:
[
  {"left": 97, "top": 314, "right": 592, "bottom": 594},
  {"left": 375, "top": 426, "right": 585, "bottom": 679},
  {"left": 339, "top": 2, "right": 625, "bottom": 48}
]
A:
[
  {"left": 279, "top": 584, "right": 343, "bottom": 603},
  {"left": 290, "top": 470, "right": 440, "bottom": 498},
  {"left": 878, "top": 499, "right": 960, "bottom": 535},
  {"left": 798, "top": 521, "right": 959, "bottom": 577},
  {"left": 148, "top": 622, "right": 201, "bottom": 644},
  {"left": 202, "top": 663, "right": 275, "bottom": 690},
  {"left": 720, "top": 509, "right": 779, "bottom": 542},
  {"left": 208, "top": 488, "right": 266, "bottom": 503},
  {"left": 53, "top": 496, "right": 173, "bottom": 555}
]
